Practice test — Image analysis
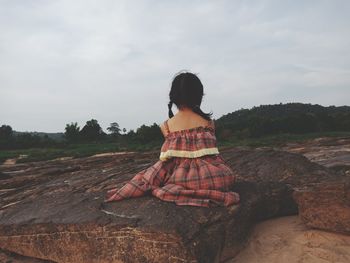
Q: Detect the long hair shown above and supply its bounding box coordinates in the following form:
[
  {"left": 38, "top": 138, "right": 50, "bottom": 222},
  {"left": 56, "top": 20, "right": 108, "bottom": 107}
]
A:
[{"left": 168, "top": 71, "right": 213, "bottom": 121}]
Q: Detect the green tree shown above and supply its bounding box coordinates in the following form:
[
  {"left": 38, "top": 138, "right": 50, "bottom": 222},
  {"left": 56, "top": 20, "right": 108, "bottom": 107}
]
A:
[
  {"left": 0, "top": 124, "right": 14, "bottom": 149},
  {"left": 107, "top": 122, "right": 121, "bottom": 136},
  {"left": 0, "top": 125, "right": 13, "bottom": 139},
  {"left": 135, "top": 123, "right": 162, "bottom": 143},
  {"left": 80, "top": 119, "right": 105, "bottom": 141},
  {"left": 64, "top": 122, "right": 80, "bottom": 142},
  {"left": 126, "top": 129, "right": 136, "bottom": 137}
]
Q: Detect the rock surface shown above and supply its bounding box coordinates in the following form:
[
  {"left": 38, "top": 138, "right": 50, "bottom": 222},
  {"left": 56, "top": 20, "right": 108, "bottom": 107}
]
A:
[
  {"left": 282, "top": 136, "right": 350, "bottom": 175},
  {"left": 0, "top": 145, "right": 348, "bottom": 262},
  {"left": 281, "top": 136, "right": 350, "bottom": 235}
]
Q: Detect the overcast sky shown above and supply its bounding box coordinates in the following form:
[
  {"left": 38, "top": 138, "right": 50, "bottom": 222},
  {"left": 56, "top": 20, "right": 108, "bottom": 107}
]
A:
[{"left": 1, "top": 0, "right": 349, "bottom": 133}]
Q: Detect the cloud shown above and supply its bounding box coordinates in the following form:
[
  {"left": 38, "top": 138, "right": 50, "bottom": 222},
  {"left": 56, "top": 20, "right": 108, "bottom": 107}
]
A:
[{"left": 0, "top": 0, "right": 349, "bottom": 132}]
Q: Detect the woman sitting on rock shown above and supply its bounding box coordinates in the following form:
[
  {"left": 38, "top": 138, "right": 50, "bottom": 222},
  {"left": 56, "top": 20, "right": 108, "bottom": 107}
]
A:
[{"left": 104, "top": 71, "right": 240, "bottom": 207}]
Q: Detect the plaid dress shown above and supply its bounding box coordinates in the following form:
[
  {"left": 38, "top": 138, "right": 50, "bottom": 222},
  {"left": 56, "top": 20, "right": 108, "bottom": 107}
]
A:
[{"left": 104, "top": 120, "right": 240, "bottom": 207}]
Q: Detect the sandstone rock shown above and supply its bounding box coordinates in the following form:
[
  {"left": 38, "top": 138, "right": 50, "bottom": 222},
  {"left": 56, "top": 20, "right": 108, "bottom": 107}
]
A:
[
  {"left": 0, "top": 147, "right": 347, "bottom": 262},
  {"left": 293, "top": 181, "right": 350, "bottom": 235},
  {"left": 281, "top": 137, "right": 350, "bottom": 235}
]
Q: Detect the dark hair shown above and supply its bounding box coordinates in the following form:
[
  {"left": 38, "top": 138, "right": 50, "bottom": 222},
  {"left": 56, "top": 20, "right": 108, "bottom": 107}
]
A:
[{"left": 168, "top": 71, "right": 213, "bottom": 121}]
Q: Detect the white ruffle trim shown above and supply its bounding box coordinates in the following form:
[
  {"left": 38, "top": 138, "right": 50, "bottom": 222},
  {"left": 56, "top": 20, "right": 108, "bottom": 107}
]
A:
[{"left": 159, "top": 147, "right": 220, "bottom": 161}]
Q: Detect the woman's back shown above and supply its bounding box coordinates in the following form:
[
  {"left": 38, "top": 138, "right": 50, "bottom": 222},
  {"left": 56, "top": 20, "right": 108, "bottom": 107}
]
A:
[{"left": 160, "top": 106, "right": 214, "bottom": 137}]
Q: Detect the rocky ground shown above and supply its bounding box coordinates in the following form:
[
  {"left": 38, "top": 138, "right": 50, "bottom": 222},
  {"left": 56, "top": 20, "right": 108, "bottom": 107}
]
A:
[
  {"left": 281, "top": 136, "right": 350, "bottom": 174},
  {"left": 0, "top": 136, "right": 349, "bottom": 262}
]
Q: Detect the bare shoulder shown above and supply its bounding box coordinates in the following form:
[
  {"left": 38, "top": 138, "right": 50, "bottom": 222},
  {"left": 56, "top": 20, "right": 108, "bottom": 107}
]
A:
[
  {"left": 159, "top": 124, "right": 166, "bottom": 137},
  {"left": 159, "top": 121, "right": 165, "bottom": 129}
]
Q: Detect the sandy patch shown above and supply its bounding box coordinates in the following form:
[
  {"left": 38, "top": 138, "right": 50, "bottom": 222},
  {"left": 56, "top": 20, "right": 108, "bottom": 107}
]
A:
[
  {"left": 2, "top": 154, "right": 28, "bottom": 165},
  {"left": 230, "top": 216, "right": 350, "bottom": 263},
  {"left": 2, "top": 159, "right": 17, "bottom": 165}
]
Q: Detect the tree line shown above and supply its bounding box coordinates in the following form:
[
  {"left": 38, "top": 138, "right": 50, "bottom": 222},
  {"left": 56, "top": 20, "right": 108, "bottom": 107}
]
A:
[
  {"left": 63, "top": 119, "right": 163, "bottom": 143},
  {"left": 0, "top": 119, "right": 162, "bottom": 150},
  {"left": 1, "top": 103, "right": 350, "bottom": 150}
]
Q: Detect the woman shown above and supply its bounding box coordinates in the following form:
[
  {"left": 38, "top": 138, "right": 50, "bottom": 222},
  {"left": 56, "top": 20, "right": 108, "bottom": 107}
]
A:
[{"left": 104, "top": 71, "right": 240, "bottom": 207}]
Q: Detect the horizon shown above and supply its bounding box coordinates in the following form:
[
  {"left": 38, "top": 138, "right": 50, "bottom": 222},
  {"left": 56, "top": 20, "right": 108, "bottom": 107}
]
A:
[
  {"left": 1, "top": 1, "right": 349, "bottom": 133},
  {"left": 8, "top": 101, "right": 350, "bottom": 134}
]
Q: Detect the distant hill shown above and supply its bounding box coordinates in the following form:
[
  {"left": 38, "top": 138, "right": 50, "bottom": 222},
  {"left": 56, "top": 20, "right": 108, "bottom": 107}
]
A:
[
  {"left": 215, "top": 103, "right": 350, "bottom": 138},
  {"left": 13, "top": 131, "right": 65, "bottom": 141}
]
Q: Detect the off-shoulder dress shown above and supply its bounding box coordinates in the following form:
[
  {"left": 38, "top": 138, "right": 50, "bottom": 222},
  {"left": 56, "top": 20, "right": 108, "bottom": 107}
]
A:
[{"left": 104, "top": 119, "right": 240, "bottom": 207}]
